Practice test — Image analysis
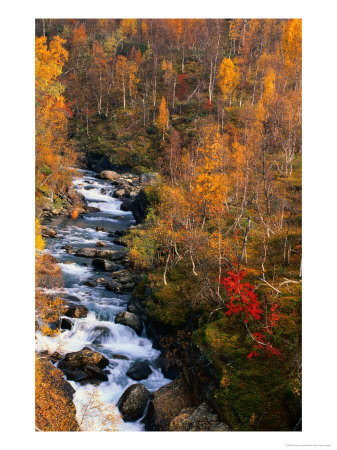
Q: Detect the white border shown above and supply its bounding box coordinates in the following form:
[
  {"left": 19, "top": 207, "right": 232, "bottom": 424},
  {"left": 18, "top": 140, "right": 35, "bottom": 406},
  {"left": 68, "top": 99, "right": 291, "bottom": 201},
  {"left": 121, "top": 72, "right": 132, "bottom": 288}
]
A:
[{"left": 1, "top": 1, "right": 337, "bottom": 449}]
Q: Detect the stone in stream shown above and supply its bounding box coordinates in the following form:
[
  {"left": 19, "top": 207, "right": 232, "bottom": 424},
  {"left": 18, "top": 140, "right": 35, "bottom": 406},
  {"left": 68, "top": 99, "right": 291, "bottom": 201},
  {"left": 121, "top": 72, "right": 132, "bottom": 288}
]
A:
[
  {"left": 98, "top": 170, "right": 118, "bottom": 181},
  {"left": 41, "top": 226, "right": 58, "bottom": 238},
  {"left": 96, "top": 226, "right": 107, "bottom": 232},
  {"left": 90, "top": 326, "right": 113, "bottom": 345},
  {"left": 75, "top": 248, "right": 97, "bottom": 258},
  {"left": 64, "top": 304, "right": 88, "bottom": 319},
  {"left": 96, "top": 240, "right": 107, "bottom": 247},
  {"left": 83, "top": 279, "right": 98, "bottom": 287},
  {"left": 92, "top": 258, "right": 121, "bottom": 272},
  {"left": 117, "top": 384, "right": 150, "bottom": 422},
  {"left": 82, "top": 364, "right": 109, "bottom": 382},
  {"left": 87, "top": 206, "right": 101, "bottom": 213},
  {"left": 60, "top": 317, "right": 73, "bottom": 330},
  {"left": 112, "top": 354, "right": 129, "bottom": 360},
  {"left": 115, "top": 311, "right": 143, "bottom": 335},
  {"left": 95, "top": 249, "right": 127, "bottom": 261},
  {"left": 126, "top": 361, "right": 152, "bottom": 381},
  {"left": 60, "top": 347, "right": 109, "bottom": 369},
  {"left": 106, "top": 280, "right": 134, "bottom": 293}
]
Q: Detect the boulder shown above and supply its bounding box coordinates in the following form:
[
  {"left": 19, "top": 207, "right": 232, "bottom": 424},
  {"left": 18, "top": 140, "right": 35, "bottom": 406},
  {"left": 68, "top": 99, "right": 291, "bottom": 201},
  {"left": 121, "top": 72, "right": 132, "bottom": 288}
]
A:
[
  {"left": 89, "top": 326, "right": 113, "bottom": 344},
  {"left": 127, "top": 297, "right": 144, "bottom": 316},
  {"left": 144, "top": 376, "right": 194, "bottom": 431},
  {"left": 169, "top": 403, "right": 229, "bottom": 431},
  {"left": 75, "top": 248, "right": 97, "bottom": 258},
  {"left": 49, "top": 352, "right": 62, "bottom": 364},
  {"left": 61, "top": 367, "right": 89, "bottom": 383},
  {"left": 83, "top": 279, "right": 97, "bottom": 287},
  {"left": 120, "top": 199, "right": 133, "bottom": 211},
  {"left": 82, "top": 364, "right": 109, "bottom": 382},
  {"left": 87, "top": 206, "right": 101, "bottom": 213},
  {"left": 126, "top": 361, "right": 152, "bottom": 381},
  {"left": 92, "top": 258, "right": 121, "bottom": 272},
  {"left": 99, "top": 170, "right": 118, "bottom": 181},
  {"left": 96, "top": 240, "right": 107, "bottom": 247},
  {"left": 106, "top": 280, "right": 134, "bottom": 293},
  {"left": 115, "top": 311, "right": 143, "bottom": 335},
  {"left": 60, "top": 318, "right": 73, "bottom": 330},
  {"left": 95, "top": 249, "right": 127, "bottom": 260},
  {"left": 130, "top": 189, "right": 149, "bottom": 224},
  {"left": 61, "top": 347, "right": 109, "bottom": 369},
  {"left": 96, "top": 226, "right": 107, "bottom": 232},
  {"left": 41, "top": 226, "right": 58, "bottom": 238},
  {"left": 113, "top": 189, "right": 126, "bottom": 199},
  {"left": 112, "top": 354, "right": 129, "bottom": 360},
  {"left": 117, "top": 384, "right": 150, "bottom": 421},
  {"left": 64, "top": 304, "right": 88, "bottom": 319}
]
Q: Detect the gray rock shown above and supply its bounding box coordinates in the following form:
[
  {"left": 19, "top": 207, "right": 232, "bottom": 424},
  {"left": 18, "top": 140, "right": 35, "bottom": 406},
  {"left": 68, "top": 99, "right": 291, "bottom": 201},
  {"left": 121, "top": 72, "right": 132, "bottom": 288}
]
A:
[
  {"left": 92, "top": 258, "right": 121, "bottom": 272},
  {"left": 60, "top": 318, "right": 73, "bottom": 330},
  {"left": 113, "top": 189, "right": 126, "bottom": 199},
  {"left": 115, "top": 311, "right": 143, "bottom": 335},
  {"left": 126, "top": 361, "right": 152, "bottom": 381},
  {"left": 75, "top": 248, "right": 97, "bottom": 258},
  {"left": 117, "top": 384, "right": 150, "bottom": 421}
]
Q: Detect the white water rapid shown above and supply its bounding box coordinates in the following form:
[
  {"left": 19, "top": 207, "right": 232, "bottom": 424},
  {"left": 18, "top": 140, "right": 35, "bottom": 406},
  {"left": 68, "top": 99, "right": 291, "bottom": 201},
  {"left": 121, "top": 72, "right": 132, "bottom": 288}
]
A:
[{"left": 36, "top": 170, "right": 170, "bottom": 431}]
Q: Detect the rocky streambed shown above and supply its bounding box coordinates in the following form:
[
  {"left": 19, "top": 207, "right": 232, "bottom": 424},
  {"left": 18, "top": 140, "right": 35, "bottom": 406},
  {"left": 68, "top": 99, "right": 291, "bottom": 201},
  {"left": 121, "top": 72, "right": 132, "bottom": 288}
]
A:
[{"left": 36, "top": 169, "right": 228, "bottom": 432}]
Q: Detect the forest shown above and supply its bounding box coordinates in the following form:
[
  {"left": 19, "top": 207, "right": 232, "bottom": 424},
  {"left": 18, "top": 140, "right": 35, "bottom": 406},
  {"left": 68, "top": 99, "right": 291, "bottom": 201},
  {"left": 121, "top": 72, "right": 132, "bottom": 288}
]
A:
[{"left": 35, "top": 18, "right": 302, "bottom": 432}]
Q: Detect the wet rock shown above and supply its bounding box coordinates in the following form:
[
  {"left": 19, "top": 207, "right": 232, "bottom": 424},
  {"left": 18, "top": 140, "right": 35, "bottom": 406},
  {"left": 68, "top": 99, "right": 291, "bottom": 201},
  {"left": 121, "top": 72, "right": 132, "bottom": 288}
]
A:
[
  {"left": 96, "top": 240, "right": 107, "bottom": 247},
  {"left": 117, "top": 384, "right": 150, "bottom": 421},
  {"left": 96, "top": 226, "right": 107, "bottom": 232},
  {"left": 49, "top": 352, "right": 62, "bottom": 364},
  {"left": 99, "top": 170, "right": 118, "bottom": 181},
  {"left": 75, "top": 248, "right": 97, "bottom": 258},
  {"left": 61, "top": 366, "right": 89, "bottom": 383},
  {"left": 169, "top": 403, "right": 229, "bottom": 431},
  {"left": 115, "top": 311, "right": 143, "bottom": 335},
  {"left": 126, "top": 361, "right": 152, "bottom": 381},
  {"left": 64, "top": 304, "right": 88, "bottom": 319},
  {"left": 100, "top": 188, "right": 107, "bottom": 194},
  {"left": 90, "top": 326, "right": 113, "bottom": 344},
  {"left": 106, "top": 280, "right": 134, "bottom": 293},
  {"left": 92, "top": 258, "right": 121, "bottom": 272},
  {"left": 96, "top": 249, "right": 128, "bottom": 261},
  {"left": 115, "top": 230, "right": 127, "bottom": 237},
  {"left": 112, "top": 354, "right": 129, "bottom": 360},
  {"left": 83, "top": 279, "right": 98, "bottom": 287},
  {"left": 144, "top": 376, "right": 194, "bottom": 431},
  {"left": 41, "top": 226, "right": 58, "bottom": 238},
  {"left": 62, "top": 244, "right": 73, "bottom": 251},
  {"left": 82, "top": 364, "right": 109, "bottom": 382},
  {"left": 113, "top": 189, "right": 126, "bottom": 199},
  {"left": 120, "top": 199, "right": 133, "bottom": 211},
  {"left": 127, "top": 297, "right": 144, "bottom": 316},
  {"left": 129, "top": 191, "right": 138, "bottom": 200},
  {"left": 87, "top": 206, "right": 101, "bottom": 213},
  {"left": 61, "top": 347, "right": 109, "bottom": 369},
  {"left": 61, "top": 318, "right": 73, "bottom": 330}
]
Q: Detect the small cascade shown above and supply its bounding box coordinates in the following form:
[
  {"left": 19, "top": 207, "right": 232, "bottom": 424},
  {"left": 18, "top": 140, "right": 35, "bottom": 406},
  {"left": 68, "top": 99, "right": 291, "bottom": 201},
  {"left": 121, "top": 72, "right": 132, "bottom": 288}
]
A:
[{"left": 36, "top": 170, "right": 170, "bottom": 431}]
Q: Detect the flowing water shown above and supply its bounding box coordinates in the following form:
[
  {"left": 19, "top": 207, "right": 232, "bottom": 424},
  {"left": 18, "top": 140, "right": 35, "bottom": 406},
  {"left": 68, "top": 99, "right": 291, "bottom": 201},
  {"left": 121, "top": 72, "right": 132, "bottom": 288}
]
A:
[{"left": 36, "top": 170, "right": 170, "bottom": 431}]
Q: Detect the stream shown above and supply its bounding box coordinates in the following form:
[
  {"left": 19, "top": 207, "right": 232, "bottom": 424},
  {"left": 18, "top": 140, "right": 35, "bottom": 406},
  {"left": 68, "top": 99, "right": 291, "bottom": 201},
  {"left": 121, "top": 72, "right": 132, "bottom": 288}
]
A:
[{"left": 35, "top": 170, "right": 170, "bottom": 431}]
